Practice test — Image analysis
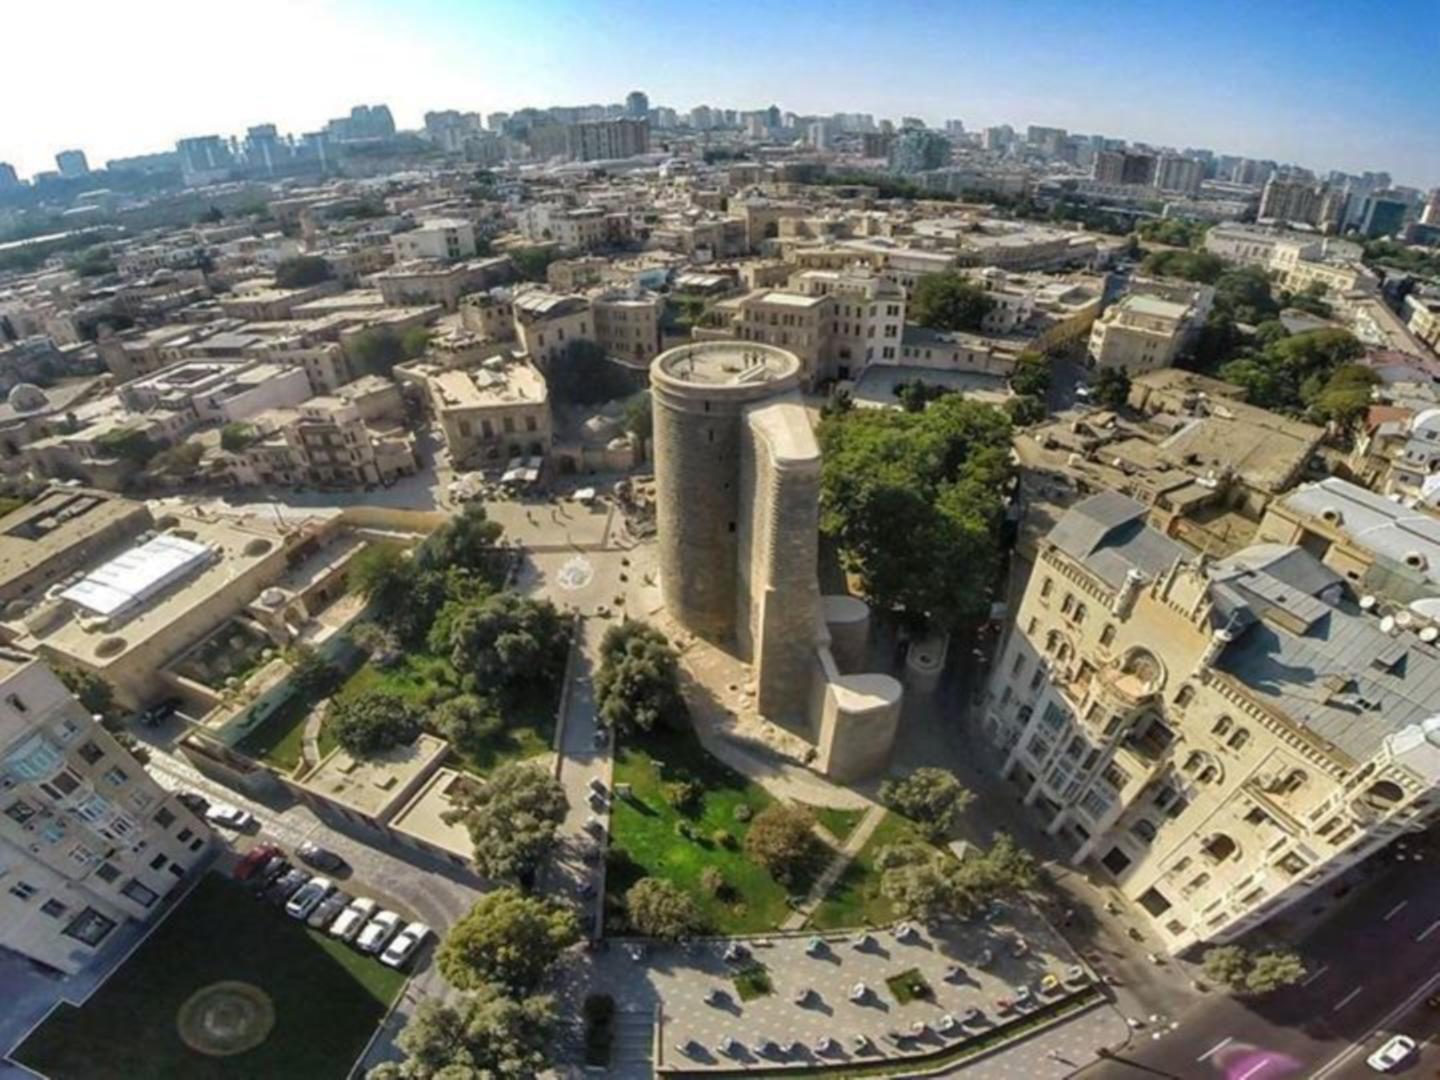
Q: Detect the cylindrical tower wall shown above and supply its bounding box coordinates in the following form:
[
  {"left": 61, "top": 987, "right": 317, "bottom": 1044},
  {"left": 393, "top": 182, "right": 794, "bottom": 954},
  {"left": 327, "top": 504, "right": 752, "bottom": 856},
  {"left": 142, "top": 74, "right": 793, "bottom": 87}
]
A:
[{"left": 650, "top": 342, "right": 801, "bottom": 641}]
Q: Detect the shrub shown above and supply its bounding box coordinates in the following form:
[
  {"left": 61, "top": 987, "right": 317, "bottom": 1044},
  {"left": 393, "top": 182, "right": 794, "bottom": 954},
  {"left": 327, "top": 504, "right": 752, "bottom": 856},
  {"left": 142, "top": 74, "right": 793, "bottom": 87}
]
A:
[
  {"left": 700, "top": 866, "right": 726, "bottom": 897},
  {"left": 733, "top": 804, "right": 753, "bottom": 823},
  {"left": 663, "top": 778, "right": 702, "bottom": 816}
]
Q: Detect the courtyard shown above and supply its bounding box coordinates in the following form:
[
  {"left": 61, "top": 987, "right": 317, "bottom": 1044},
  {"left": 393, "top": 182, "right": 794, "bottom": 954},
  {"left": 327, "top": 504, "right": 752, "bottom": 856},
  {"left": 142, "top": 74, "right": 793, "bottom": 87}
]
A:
[{"left": 13, "top": 874, "right": 405, "bottom": 1080}]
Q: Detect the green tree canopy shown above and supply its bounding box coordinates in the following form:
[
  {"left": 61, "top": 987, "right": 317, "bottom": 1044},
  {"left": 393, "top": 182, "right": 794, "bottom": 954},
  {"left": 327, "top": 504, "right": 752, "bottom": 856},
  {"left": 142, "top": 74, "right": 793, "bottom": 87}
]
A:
[
  {"left": 625, "top": 877, "right": 702, "bottom": 939},
  {"left": 1219, "top": 327, "right": 1364, "bottom": 414},
  {"left": 350, "top": 326, "right": 429, "bottom": 377},
  {"left": 1091, "top": 366, "right": 1132, "bottom": 411},
  {"left": 327, "top": 689, "right": 421, "bottom": 758},
  {"left": 879, "top": 768, "right": 974, "bottom": 842},
  {"left": 1009, "top": 351, "right": 1051, "bottom": 399},
  {"left": 594, "top": 621, "right": 682, "bottom": 735},
  {"left": 442, "top": 762, "right": 569, "bottom": 884},
  {"left": 147, "top": 442, "right": 204, "bottom": 477},
  {"left": 545, "top": 339, "right": 636, "bottom": 406},
  {"left": 274, "top": 255, "right": 334, "bottom": 289},
  {"left": 420, "top": 504, "right": 505, "bottom": 577},
  {"left": 1201, "top": 945, "right": 1306, "bottom": 994},
  {"left": 436, "top": 887, "right": 579, "bottom": 995},
  {"left": 95, "top": 427, "right": 157, "bottom": 465},
  {"left": 288, "top": 645, "right": 340, "bottom": 698},
  {"left": 1140, "top": 249, "right": 1226, "bottom": 284},
  {"left": 1136, "top": 219, "right": 1209, "bottom": 249},
  {"left": 446, "top": 592, "right": 568, "bottom": 691},
  {"left": 743, "top": 803, "right": 817, "bottom": 885},
  {"left": 366, "top": 986, "right": 557, "bottom": 1080},
  {"left": 511, "top": 247, "right": 558, "bottom": 282},
  {"left": 819, "top": 396, "right": 1013, "bottom": 630},
  {"left": 434, "top": 693, "right": 504, "bottom": 754},
  {"left": 220, "top": 422, "right": 260, "bottom": 452},
  {"left": 910, "top": 273, "right": 994, "bottom": 332}
]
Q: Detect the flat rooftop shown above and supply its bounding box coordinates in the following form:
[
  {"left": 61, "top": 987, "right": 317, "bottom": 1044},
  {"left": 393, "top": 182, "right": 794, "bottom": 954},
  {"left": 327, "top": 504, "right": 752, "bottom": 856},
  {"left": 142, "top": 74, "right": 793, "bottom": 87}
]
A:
[
  {"left": 424, "top": 358, "right": 548, "bottom": 409},
  {"left": 0, "top": 489, "right": 149, "bottom": 590},
  {"left": 301, "top": 733, "right": 449, "bottom": 820},
  {"left": 388, "top": 766, "right": 482, "bottom": 859},
  {"left": 61, "top": 533, "right": 213, "bottom": 618}
]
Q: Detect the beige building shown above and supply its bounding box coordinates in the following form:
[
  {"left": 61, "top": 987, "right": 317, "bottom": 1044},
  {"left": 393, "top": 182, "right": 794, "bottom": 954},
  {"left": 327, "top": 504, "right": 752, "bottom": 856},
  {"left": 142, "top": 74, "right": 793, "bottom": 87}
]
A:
[
  {"left": 402, "top": 353, "right": 550, "bottom": 467},
  {"left": 590, "top": 288, "right": 663, "bottom": 366},
  {"left": 391, "top": 218, "right": 479, "bottom": 262},
  {"left": 0, "top": 488, "right": 152, "bottom": 606},
  {"left": 373, "top": 256, "right": 515, "bottom": 312},
  {"left": 510, "top": 288, "right": 592, "bottom": 369},
  {"left": 0, "top": 652, "right": 212, "bottom": 974},
  {"left": 986, "top": 491, "right": 1440, "bottom": 954},
  {"left": 1404, "top": 296, "right": 1440, "bottom": 352},
  {"left": 1089, "top": 294, "right": 1198, "bottom": 372}
]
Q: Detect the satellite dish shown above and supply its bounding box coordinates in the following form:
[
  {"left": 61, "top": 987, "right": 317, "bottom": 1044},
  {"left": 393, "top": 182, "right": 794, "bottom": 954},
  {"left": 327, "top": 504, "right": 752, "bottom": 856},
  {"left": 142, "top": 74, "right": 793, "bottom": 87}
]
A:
[
  {"left": 1381, "top": 615, "right": 1397, "bottom": 634},
  {"left": 1421, "top": 626, "right": 1439, "bottom": 644},
  {"left": 1396, "top": 611, "right": 1415, "bottom": 628},
  {"left": 1360, "top": 595, "right": 1378, "bottom": 611}
]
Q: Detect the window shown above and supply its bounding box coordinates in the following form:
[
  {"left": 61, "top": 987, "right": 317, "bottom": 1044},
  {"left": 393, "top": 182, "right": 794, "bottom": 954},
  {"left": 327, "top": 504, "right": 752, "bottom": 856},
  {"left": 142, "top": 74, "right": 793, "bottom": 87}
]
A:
[
  {"left": 6, "top": 736, "right": 64, "bottom": 780},
  {"left": 1244, "top": 807, "right": 1271, "bottom": 827},
  {"left": 153, "top": 807, "right": 175, "bottom": 828},
  {"left": 7, "top": 692, "right": 28, "bottom": 713},
  {"left": 1011, "top": 654, "right": 1026, "bottom": 677},
  {"left": 189, "top": 838, "right": 205, "bottom": 852},
  {"left": 103, "top": 766, "right": 128, "bottom": 788},
  {"left": 9, "top": 880, "right": 38, "bottom": 901},
  {"left": 1132, "top": 819, "right": 1158, "bottom": 844},
  {"left": 1186, "top": 872, "right": 1211, "bottom": 893},
  {"left": 1040, "top": 702, "right": 1067, "bottom": 732},
  {"left": 77, "top": 741, "right": 105, "bottom": 765},
  {"left": 1040, "top": 577, "right": 1053, "bottom": 598},
  {"left": 40, "top": 770, "right": 80, "bottom": 799},
  {"left": 1101, "top": 846, "right": 1133, "bottom": 875},
  {"left": 1061, "top": 593, "right": 1075, "bottom": 616},
  {"left": 169, "top": 863, "right": 186, "bottom": 879},
  {"left": 1025, "top": 733, "right": 1054, "bottom": 762},
  {"left": 1202, "top": 834, "right": 1238, "bottom": 862},
  {"left": 1073, "top": 604, "right": 1087, "bottom": 626},
  {"left": 40, "top": 899, "right": 68, "bottom": 919},
  {"left": 177, "top": 828, "right": 193, "bottom": 843},
  {"left": 1079, "top": 787, "right": 1114, "bottom": 821},
  {"left": 95, "top": 862, "right": 120, "bottom": 883},
  {"left": 149, "top": 853, "right": 168, "bottom": 871},
  {"left": 1100, "top": 624, "right": 1116, "bottom": 647},
  {"left": 62, "top": 908, "right": 117, "bottom": 948},
  {"left": 1212, "top": 716, "right": 1232, "bottom": 738},
  {"left": 121, "top": 879, "right": 159, "bottom": 908},
  {"left": 1138, "top": 887, "right": 1172, "bottom": 915},
  {"left": 1175, "top": 685, "right": 1195, "bottom": 707},
  {"left": 1228, "top": 729, "right": 1251, "bottom": 751},
  {"left": 4, "top": 798, "right": 35, "bottom": 824}
]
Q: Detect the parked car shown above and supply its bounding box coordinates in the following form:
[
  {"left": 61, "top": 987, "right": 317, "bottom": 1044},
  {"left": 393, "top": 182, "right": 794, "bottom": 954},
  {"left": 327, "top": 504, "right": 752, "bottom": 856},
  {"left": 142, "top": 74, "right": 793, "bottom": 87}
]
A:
[
  {"left": 264, "top": 869, "right": 311, "bottom": 906},
  {"left": 204, "top": 803, "right": 255, "bottom": 831},
  {"left": 232, "top": 844, "right": 281, "bottom": 882},
  {"left": 248, "top": 856, "right": 291, "bottom": 896},
  {"left": 140, "top": 696, "right": 184, "bottom": 727},
  {"left": 1368, "top": 1035, "right": 1417, "bottom": 1072},
  {"left": 308, "top": 890, "right": 352, "bottom": 930},
  {"left": 285, "top": 877, "right": 334, "bottom": 920},
  {"left": 296, "top": 841, "right": 347, "bottom": 874},
  {"left": 329, "top": 898, "right": 379, "bottom": 942},
  {"left": 176, "top": 791, "right": 210, "bottom": 815},
  {"left": 356, "top": 910, "right": 402, "bottom": 954},
  {"left": 380, "top": 922, "right": 431, "bottom": 969}
]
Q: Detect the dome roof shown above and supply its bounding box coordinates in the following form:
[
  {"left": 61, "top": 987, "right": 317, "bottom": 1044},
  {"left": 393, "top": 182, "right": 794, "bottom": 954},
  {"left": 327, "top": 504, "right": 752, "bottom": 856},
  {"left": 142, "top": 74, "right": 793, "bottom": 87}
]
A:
[{"left": 7, "top": 383, "right": 49, "bottom": 412}]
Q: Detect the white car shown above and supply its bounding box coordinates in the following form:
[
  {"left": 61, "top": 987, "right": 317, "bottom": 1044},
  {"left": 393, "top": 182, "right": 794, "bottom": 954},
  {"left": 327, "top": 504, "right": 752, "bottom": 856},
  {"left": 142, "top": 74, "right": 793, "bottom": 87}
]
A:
[
  {"left": 204, "top": 803, "right": 255, "bottom": 830},
  {"left": 380, "top": 921, "right": 432, "bottom": 969},
  {"left": 356, "top": 910, "right": 402, "bottom": 954},
  {"left": 1367, "top": 1034, "right": 1417, "bottom": 1072},
  {"left": 328, "top": 897, "right": 378, "bottom": 942},
  {"left": 284, "top": 877, "right": 333, "bottom": 920}
]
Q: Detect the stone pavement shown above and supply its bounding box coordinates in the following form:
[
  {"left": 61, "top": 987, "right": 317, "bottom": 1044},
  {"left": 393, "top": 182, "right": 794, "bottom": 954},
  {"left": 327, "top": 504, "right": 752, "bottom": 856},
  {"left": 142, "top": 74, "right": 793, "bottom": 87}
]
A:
[{"left": 781, "top": 803, "right": 887, "bottom": 931}]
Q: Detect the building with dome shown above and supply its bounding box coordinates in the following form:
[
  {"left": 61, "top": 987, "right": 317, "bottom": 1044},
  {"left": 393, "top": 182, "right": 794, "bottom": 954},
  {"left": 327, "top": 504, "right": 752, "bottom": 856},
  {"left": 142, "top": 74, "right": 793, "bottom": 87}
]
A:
[{"left": 985, "top": 490, "right": 1440, "bottom": 954}]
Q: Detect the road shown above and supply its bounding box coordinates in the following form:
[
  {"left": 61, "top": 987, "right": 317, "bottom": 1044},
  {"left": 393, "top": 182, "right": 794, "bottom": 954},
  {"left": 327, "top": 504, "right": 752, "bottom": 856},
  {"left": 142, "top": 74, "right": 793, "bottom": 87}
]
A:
[{"left": 1085, "top": 852, "right": 1440, "bottom": 1080}]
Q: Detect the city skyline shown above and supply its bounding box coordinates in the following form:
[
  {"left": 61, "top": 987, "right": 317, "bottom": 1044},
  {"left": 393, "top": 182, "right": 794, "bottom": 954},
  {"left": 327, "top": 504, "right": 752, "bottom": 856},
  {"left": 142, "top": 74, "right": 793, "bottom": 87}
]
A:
[{"left": 5, "top": 0, "right": 1438, "bottom": 186}]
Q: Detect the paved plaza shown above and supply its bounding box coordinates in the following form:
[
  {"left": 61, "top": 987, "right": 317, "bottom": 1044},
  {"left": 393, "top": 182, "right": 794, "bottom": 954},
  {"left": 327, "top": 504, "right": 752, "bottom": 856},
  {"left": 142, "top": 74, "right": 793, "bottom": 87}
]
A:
[{"left": 572, "top": 903, "right": 1099, "bottom": 1074}]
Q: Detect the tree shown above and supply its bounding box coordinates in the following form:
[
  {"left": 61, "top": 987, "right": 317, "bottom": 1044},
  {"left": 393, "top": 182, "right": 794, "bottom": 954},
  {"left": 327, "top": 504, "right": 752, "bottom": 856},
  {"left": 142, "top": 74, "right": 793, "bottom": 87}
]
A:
[
  {"left": 910, "top": 273, "right": 994, "bottom": 332},
  {"left": 147, "top": 442, "right": 204, "bottom": 478},
  {"left": 350, "top": 544, "right": 417, "bottom": 624},
  {"left": 1245, "top": 951, "right": 1307, "bottom": 993},
  {"left": 1306, "top": 363, "right": 1380, "bottom": 434},
  {"left": 511, "top": 247, "right": 557, "bottom": 282},
  {"left": 744, "top": 803, "right": 816, "bottom": 884},
  {"left": 443, "top": 762, "right": 568, "bottom": 883},
  {"left": 1139, "top": 249, "right": 1225, "bottom": 284},
  {"left": 367, "top": 987, "right": 557, "bottom": 1080},
  {"left": 288, "top": 645, "right": 340, "bottom": 698},
  {"left": 545, "top": 339, "right": 635, "bottom": 406},
  {"left": 220, "top": 422, "right": 260, "bottom": 452},
  {"left": 349, "top": 620, "right": 400, "bottom": 661},
  {"left": 1136, "top": 219, "right": 1209, "bottom": 249},
  {"left": 421, "top": 504, "right": 504, "bottom": 578},
  {"left": 1091, "top": 366, "right": 1132, "bottom": 411},
  {"left": 96, "top": 427, "right": 157, "bottom": 466},
  {"left": 1201, "top": 945, "right": 1253, "bottom": 991},
  {"left": 819, "top": 396, "right": 1013, "bottom": 630},
  {"left": 435, "top": 693, "right": 504, "bottom": 753},
  {"left": 328, "top": 689, "right": 421, "bottom": 758},
  {"left": 593, "top": 621, "right": 682, "bottom": 735},
  {"left": 893, "top": 379, "right": 953, "bottom": 413},
  {"left": 55, "top": 663, "right": 115, "bottom": 720},
  {"left": 447, "top": 592, "right": 568, "bottom": 690},
  {"left": 350, "top": 326, "right": 428, "bottom": 378},
  {"left": 436, "top": 887, "right": 579, "bottom": 994},
  {"left": 878, "top": 844, "right": 964, "bottom": 920},
  {"left": 198, "top": 205, "right": 224, "bottom": 224},
  {"left": 625, "top": 878, "right": 702, "bottom": 939},
  {"left": 879, "top": 768, "right": 974, "bottom": 841},
  {"left": 623, "top": 392, "right": 653, "bottom": 443},
  {"left": 274, "top": 255, "right": 334, "bottom": 289},
  {"left": 1009, "top": 351, "right": 1051, "bottom": 399},
  {"left": 969, "top": 832, "right": 1039, "bottom": 893}
]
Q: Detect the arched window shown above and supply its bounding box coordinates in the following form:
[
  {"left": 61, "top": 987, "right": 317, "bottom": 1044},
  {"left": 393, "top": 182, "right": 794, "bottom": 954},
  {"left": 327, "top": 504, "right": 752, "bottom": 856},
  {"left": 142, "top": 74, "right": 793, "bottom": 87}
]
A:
[
  {"left": 1183, "top": 752, "right": 1204, "bottom": 774},
  {"left": 1363, "top": 780, "right": 1406, "bottom": 810},
  {"left": 1202, "top": 834, "right": 1237, "bottom": 862},
  {"left": 1228, "top": 728, "right": 1250, "bottom": 751},
  {"left": 1045, "top": 629, "right": 1061, "bottom": 654},
  {"left": 1198, "top": 765, "right": 1220, "bottom": 784},
  {"left": 1278, "top": 769, "right": 1308, "bottom": 795},
  {"left": 1175, "top": 685, "right": 1195, "bottom": 707},
  {"left": 1073, "top": 603, "right": 1087, "bottom": 626},
  {"left": 1212, "top": 715, "right": 1232, "bottom": 737},
  {"left": 1132, "top": 819, "right": 1158, "bottom": 844}
]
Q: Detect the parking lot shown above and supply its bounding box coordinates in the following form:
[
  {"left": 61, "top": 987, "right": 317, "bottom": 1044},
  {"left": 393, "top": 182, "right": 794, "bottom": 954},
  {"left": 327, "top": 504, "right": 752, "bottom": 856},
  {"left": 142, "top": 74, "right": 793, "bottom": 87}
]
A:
[{"left": 576, "top": 903, "right": 1096, "bottom": 1074}]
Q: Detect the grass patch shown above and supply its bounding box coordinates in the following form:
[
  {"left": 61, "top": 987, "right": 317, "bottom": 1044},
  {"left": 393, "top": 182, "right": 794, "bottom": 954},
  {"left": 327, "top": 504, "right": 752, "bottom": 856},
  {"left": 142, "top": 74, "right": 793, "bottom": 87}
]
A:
[
  {"left": 809, "top": 811, "right": 934, "bottom": 930},
  {"left": 807, "top": 804, "right": 867, "bottom": 844},
  {"left": 732, "top": 963, "right": 773, "bottom": 1001},
  {"left": 607, "top": 723, "right": 818, "bottom": 934},
  {"left": 234, "top": 690, "right": 317, "bottom": 773},
  {"left": 885, "top": 967, "right": 932, "bottom": 1005},
  {"left": 13, "top": 874, "right": 404, "bottom": 1080}
]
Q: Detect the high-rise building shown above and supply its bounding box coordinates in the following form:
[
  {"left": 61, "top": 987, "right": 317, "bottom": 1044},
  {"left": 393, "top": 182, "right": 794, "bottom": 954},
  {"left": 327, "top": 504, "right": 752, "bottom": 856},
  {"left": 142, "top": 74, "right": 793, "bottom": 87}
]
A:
[
  {"left": 1093, "top": 150, "right": 1157, "bottom": 186},
  {"left": 983, "top": 125, "right": 1015, "bottom": 153},
  {"left": 944, "top": 119, "right": 966, "bottom": 136},
  {"left": 900, "top": 116, "right": 925, "bottom": 130},
  {"left": 540, "top": 117, "right": 651, "bottom": 162},
  {"left": 889, "top": 129, "right": 951, "bottom": 174},
  {"left": 0, "top": 162, "right": 20, "bottom": 190},
  {"left": 1422, "top": 189, "right": 1440, "bottom": 227},
  {"left": 1257, "top": 177, "right": 1328, "bottom": 225},
  {"left": 625, "top": 90, "right": 649, "bottom": 119},
  {"left": 54, "top": 150, "right": 89, "bottom": 179},
  {"left": 1154, "top": 154, "right": 1204, "bottom": 196},
  {"left": 1026, "top": 125, "right": 1068, "bottom": 156},
  {"left": 0, "top": 651, "right": 212, "bottom": 974},
  {"left": 806, "top": 120, "right": 831, "bottom": 150},
  {"left": 1358, "top": 193, "right": 1410, "bottom": 239},
  {"left": 174, "top": 135, "right": 234, "bottom": 186}
]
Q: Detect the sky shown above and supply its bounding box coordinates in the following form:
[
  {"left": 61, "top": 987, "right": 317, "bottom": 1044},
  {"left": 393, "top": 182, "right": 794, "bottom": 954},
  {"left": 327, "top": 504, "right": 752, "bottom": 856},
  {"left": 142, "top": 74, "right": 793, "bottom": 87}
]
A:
[{"left": 4, "top": 0, "right": 1438, "bottom": 187}]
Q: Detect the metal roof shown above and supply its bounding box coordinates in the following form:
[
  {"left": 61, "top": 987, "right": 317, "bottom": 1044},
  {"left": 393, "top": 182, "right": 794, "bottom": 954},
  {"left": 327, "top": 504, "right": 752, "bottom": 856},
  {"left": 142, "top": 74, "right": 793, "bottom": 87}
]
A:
[{"left": 60, "top": 533, "right": 213, "bottom": 618}]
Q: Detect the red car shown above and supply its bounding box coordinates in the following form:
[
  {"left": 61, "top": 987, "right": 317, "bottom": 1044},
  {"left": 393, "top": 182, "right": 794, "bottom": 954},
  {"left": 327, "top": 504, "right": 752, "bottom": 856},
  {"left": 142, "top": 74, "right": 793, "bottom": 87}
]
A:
[{"left": 232, "top": 844, "right": 282, "bottom": 882}]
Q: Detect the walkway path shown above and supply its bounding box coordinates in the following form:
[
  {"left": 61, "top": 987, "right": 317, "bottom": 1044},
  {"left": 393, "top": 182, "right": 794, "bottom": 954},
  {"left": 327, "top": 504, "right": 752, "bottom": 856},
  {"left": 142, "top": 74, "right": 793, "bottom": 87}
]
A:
[
  {"left": 300, "top": 701, "right": 325, "bottom": 771},
  {"left": 781, "top": 802, "right": 888, "bottom": 930}
]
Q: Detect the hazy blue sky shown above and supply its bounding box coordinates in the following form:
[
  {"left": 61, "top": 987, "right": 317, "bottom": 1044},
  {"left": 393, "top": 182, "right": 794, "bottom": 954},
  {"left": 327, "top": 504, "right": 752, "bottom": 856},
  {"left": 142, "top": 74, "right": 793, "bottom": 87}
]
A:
[{"left": 6, "top": 0, "right": 1438, "bottom": 186}]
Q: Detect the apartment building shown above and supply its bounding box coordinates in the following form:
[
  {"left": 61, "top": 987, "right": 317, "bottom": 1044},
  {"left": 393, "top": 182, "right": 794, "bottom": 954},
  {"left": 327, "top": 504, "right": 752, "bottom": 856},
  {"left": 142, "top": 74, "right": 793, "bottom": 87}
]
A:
[
  {"left": 967, "top": 268, "right": 1107, "bottom": 353},
  {"left": 590, "top": 288, "right": 663, "bottom": 366},
  {"left": 402, "top": 353, "right": 550, "bottom": 467},
  {"left": 390, "top": 218, "right": 479, "bottom": 262},
  {"left": 520, "top": 205, "right": 630, "bottom": 251},
  {"left": 0, "top": 652, "right": 211, "bottom": 974},
  {"left": 986, "top": 492, "right": 1440, "bottom": 954},
  {"left": 1089, "top": 293, "right": 1203, "bottom": 372},
  {"left": 373, "top": 255, "right": 514, "bottom": 311},
  {"left": 510, "top": 288, "right": 592, "bottom": 368},
  {"left": 1404, "top": 296, "right": 1440, "bottom": 353}
]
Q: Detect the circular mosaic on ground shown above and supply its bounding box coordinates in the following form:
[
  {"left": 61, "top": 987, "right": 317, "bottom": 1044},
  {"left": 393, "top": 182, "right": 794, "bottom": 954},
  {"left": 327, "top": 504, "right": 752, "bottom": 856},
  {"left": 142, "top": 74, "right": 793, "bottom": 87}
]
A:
[
  {"left": 176, "top": 981, "right": 276, "bottom": 1057},
  {"left": 556, "top": 554, "right": 595, "bottom": 590}
]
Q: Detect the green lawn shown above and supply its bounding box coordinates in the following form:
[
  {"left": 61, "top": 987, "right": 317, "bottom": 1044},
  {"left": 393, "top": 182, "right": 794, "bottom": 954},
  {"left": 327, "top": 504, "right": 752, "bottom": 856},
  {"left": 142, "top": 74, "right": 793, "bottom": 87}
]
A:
[
  {"left": 732, "top": 963, "right": 773, "bottom": 1001},
  {"left": 885, "top": 967, "right": 932, "bottom": 1005},
  {"left": 233, "top": 690, "right": 318, "bottom": 773},
  {"left": 14, "top": 874, "right": 404, "bottom": 1080},
  {"left": 809, "top": 811, "right": 934, "bottom": 930},
  {"left": 608, "top": 724, "right": 819, "bottom": 934},
  {"left": 807, "top": 804, "right": 867, "bottom": 844}
]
